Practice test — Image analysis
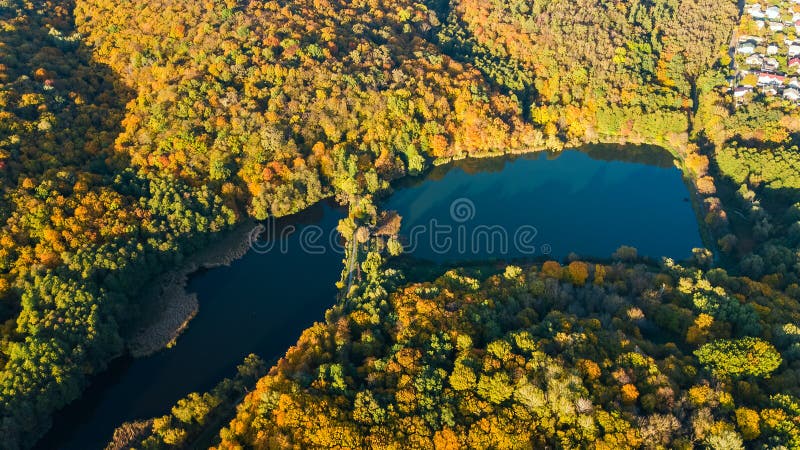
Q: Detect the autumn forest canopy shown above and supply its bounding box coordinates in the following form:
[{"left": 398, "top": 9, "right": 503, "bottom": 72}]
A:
[{"left": 2, "top": 0, "right": 800, "bottom": 448}]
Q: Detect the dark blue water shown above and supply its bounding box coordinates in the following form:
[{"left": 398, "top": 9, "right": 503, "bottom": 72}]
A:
[
  {"left": 385, "top": 149, "right": 701, "bottom": 262},
  {"left": 39, "top": 202, "right": 346, "bottom": 450},
  {"left": 40, "top": 146, "right": 702, "bottom": 449}
]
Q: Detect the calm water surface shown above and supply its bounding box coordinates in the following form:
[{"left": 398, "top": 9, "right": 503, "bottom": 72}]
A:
[
  {"left": 385, "top": 148, "right": 701, "bottom": 261},
  {"left": 41, "top": 146, "right": 702, "bottom": 449},
  {"left": 39, "top": 203, "right": 346, "bottom": 449}
]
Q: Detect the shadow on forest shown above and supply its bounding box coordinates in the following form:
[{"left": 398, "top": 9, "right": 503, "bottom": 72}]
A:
[
  {"left": 0, "top": 1, "right": 250, "bottom": 449},
  {"left": 713, "top": 134, "right": 800, "bottom": 216},
  {"left": 0, "top": 0, "right": 144, "bottom": 447},
  {"left": 724, "top": 130, "right": 800, "bottom": 151}
]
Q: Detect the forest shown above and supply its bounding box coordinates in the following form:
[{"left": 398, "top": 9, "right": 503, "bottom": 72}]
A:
[
  {"left": 689, "top": 0, "right": 800, "bottom": 324},
  {"left": 203, "top": 259, "right": 800, "bottom": 448},
  {"left": 437, "top": 0, "right": 737, "bottom": 147},
  {"left": 2, "top": 0, "right": 800, "bottom": 448},
  {"left": 0, "top": 0, "right": 537, "bottom": 445}
]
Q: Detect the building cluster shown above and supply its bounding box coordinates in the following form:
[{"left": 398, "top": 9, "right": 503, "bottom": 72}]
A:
[{"left": 732, "top": 0, "right": 800, "bottom": 104}]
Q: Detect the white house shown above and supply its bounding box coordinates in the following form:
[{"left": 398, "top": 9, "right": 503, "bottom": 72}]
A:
[
  {"left": 789, "top": 77, "right": 800, "bottom": 88},
  {"left": 738, "top": 42, "right": 757, "bottom": 54},
  {"left": 767, "top": 44, "right": 779, "bottom": 55},
  {"left": 748, "top": 3, "right": 764, "bottom": 16},
  {"left": 758, "top": 72, "right": 786, "bottom": 86},
  {"left": 748, "top": 4, "right": 765, "bottom": 18},
  {"left": 746, "top": 54, "right": 764, "bottom": 66},
  {"left": 739, "top": 35, "right": 764, "bottom": 44},
  {"left": 770, "top": 21, "right": 785, "bottom": 32},
  {"left": 734, "top": 86, "right": 752, "bottom": 98},
  {"left": 790, "top": 44, "right": 800, "bottom": 57},
  {"left": 764, "top": 57, "right": 781, "bottom": 71},
  {"left": 766, "top": 6, "right": 781, "bottom": 19},
  {"left": 784, "top": 88, "right": 800, "bottom": 101}
]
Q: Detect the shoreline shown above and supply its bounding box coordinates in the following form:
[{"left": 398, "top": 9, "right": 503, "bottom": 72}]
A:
[
  {"left": 126, "top": 220, "right": 259, "bottom": 357},
  {"left": 431, "top": 135, "right": 687, "bottom": 166},
  {"left": 125, "top": 139, "right": 701, "bottom": 358}
]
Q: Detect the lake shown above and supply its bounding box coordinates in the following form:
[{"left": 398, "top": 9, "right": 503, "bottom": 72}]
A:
[
  {"left": 39, "top": 146, "right": 702, "bottom": 449},
  {"left": 385, "top": 147, "right": 702, "bottom": 261},
  {"left": 37, "top": 203, "right": 347, "bottom": 450}
]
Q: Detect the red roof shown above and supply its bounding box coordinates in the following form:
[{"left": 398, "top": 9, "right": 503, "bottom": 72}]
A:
[{"left": 759, "top": 72, "right": 786, "bottom": 80}]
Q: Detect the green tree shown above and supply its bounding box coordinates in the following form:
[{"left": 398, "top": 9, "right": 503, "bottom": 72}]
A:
[{"left": 695, "top": 338, "right": 782, "bottom": 379}]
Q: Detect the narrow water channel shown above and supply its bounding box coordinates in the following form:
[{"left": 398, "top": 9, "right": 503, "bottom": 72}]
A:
[{"left": 38, "top": 203, "right": 346, "bottom": 450}]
